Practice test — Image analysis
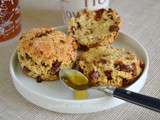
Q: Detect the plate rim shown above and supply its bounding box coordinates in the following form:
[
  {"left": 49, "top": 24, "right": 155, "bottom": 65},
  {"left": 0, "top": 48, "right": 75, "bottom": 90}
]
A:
[{"left": 9, "top": 26, "right": 149, "bottom": 113}]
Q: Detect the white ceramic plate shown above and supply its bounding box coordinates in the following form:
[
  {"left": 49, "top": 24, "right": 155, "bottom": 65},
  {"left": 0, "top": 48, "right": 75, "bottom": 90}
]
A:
[{"left": 10, "top": 26, "right": 149, "bottom": 114}]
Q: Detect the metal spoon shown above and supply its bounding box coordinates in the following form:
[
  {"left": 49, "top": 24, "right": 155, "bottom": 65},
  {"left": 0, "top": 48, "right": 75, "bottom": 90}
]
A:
[{"left": 59, "top": 69, "right": 160, "bottom": 113}]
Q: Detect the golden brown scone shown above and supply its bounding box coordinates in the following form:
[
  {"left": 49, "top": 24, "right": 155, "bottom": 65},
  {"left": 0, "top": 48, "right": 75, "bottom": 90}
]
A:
[
  {"left": 78, "top": 46, "right": 144, "bottom": 88},
  {"left": 68, "top": 8, "right": 122, "bottom": 49},
  {"left": 17, "top": 27, "right": 78, "bottom": 82}
]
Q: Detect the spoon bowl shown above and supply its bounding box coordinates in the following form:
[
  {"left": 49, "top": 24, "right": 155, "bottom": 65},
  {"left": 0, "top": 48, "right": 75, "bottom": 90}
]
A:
[{"left": 59, "top": 69, "right": 90, "bottom": 91}]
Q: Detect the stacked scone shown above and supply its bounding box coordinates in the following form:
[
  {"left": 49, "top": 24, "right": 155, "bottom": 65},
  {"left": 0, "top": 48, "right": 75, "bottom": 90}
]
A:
[
  {"left": 17, "top": 8, "right": 144, "bottom": 88},
  {"left": 68, "top": 8, "right": 122, "bottom": 49},
  {"left": 68, "top": 8, "right": 144, "bottom": 88}
]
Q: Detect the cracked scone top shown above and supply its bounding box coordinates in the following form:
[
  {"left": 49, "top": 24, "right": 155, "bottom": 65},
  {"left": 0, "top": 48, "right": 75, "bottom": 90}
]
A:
[
  {"left": 78, "top": 46, "right": 144, "bottom": 88},
  {"left": 68, "top": 8, "right": 122, "bottom": 49},
  {"left": 17, "top": 27, "right": 77, "bottom": 82}
]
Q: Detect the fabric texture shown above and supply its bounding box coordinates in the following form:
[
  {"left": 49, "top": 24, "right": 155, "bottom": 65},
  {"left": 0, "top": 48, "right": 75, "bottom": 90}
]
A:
[{"left": 0, "top": 0, "right": 160, "bottom": 119}]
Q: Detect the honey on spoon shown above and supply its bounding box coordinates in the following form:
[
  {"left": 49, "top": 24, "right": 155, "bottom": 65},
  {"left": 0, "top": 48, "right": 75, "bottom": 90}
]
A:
[{"left": 59, "top": 69, "right": 89, "bottom": 100}]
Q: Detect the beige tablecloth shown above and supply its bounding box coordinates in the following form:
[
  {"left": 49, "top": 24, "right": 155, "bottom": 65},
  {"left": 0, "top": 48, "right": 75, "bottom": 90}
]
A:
[{"left": 0, "top": 0, "right": 160, "bottom": 119}]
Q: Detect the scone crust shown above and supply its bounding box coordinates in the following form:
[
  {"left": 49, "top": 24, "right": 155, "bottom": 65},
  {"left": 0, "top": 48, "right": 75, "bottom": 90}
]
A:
[
  {"left": 17, "top": 27, "right": 77, "bottom": 81},
  {"left": 69, "top": 8, "right": 122, "bottom": 48},
  {"left": 78, "top": 46, "right": 144, "bottom": 88}
]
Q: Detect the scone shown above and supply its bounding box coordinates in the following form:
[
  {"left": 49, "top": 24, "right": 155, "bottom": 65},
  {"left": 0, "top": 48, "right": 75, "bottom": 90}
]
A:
[
  {"left": 68, "top": 8, "right": 122, "bottom": 49},
  {"left": 78, "top": 46, "right": 144, "bottom": 88},
  {"left": 17, "top": 27, "right": 77, "bottom": 82}
]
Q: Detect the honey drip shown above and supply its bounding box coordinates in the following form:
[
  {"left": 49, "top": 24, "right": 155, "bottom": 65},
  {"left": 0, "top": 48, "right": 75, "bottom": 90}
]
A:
[{"left": 74, "top": 90, "right": 88, "bottom": 100}]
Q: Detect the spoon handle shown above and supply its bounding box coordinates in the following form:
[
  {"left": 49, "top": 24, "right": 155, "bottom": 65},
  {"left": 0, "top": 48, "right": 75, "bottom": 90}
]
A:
[{"left": 113, "top": 88, "right": 160, "bottom": 113}]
